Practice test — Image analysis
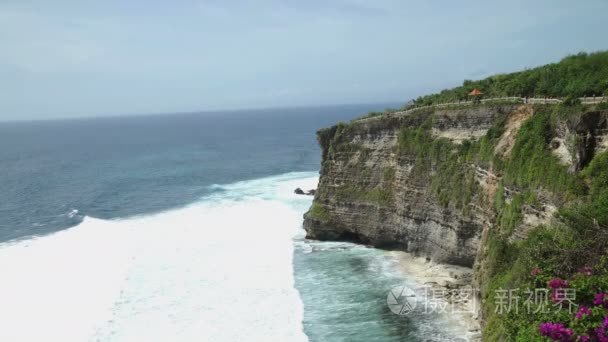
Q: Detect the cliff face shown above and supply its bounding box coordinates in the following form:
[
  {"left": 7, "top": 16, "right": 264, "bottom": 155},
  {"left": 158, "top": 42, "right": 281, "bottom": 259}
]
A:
[
  {"left": 304, "top": 105, "right": 517, "bottom": 267},
  {"left": 304, "top": 105, "right": 608, "bottom": 269}
]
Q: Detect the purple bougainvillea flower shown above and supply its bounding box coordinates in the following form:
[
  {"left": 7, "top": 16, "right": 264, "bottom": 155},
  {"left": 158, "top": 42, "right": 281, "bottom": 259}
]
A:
[
  {"left": 594, "top": 293, "right": 608, "bottom": 308},
  {"left": 578, "top": 335, "right": 590, "bottom": 342},
  {"left": 575, "top": 306, "right": 591, "bottom": 319},
  {"left": 539, "top": 322, "right": 573, "bottom": 341},
  {"left": 548, "top": 278, "right": 568, "bottom": 289},
  {"left": 550, "top": 288, "right": 569, "bottom": 304},
  {"left": 595, "top": 316, "right": 608, "bottom": 342},
  {"left": 551, "top": 289, "right": 559, "bottom": 303},
  {"left": 596, "top": 327, "right": 608, "bottom": 342}
]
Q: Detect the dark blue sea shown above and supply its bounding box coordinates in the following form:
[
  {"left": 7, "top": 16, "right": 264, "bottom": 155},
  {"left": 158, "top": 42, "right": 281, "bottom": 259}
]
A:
[{"left": 0, "top": 105, "right": 468, "bottom": 341}]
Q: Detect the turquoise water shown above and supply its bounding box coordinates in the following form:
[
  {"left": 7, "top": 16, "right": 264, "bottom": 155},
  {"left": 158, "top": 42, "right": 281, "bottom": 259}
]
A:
[{"left": 0, "top": 105, "right": 468, "bottom": 341}]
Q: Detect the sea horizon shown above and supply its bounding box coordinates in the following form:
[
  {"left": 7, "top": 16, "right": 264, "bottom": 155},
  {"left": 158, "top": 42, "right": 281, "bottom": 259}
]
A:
[{"left": 0, "top": 101, "right": 405, "bottom": 124}]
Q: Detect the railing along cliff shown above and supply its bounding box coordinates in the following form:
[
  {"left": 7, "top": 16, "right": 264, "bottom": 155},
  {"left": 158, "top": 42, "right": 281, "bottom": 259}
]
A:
[{"left": 356, "top": 96, "right": 607, "bottom": 123}]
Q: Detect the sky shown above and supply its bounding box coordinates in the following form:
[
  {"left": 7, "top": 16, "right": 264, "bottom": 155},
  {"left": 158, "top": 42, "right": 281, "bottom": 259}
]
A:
[{"left": 0, "top": 0, "right": 606, "bottom": 120}]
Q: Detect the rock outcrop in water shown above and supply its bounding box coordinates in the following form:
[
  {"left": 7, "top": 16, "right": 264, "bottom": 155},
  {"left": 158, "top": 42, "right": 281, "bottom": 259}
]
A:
[{"left": 294, "top": 188, "right": 316, "bottom": 196}]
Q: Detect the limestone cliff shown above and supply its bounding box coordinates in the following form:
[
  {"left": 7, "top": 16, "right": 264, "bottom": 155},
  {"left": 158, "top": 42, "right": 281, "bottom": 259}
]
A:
[
  {"left": 303, "top": 103, "right": 608, "bottom": 272},
  {"left": 304, "top": 105, "right": 522, "bottom": 267}
]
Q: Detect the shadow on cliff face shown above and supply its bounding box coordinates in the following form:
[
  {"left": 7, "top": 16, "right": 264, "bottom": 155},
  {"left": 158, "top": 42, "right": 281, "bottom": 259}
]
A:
[
  {"left": 574, "top": 110, "right": 608, "bottom": 170},
  {"left": 336, "top": 231, "right": 366, "bottom": 244},
  {"left": 335, "top": 231, "right": 410, "bottom": 251},
  {"left": 374, "top": 240, "right": 409, "bottom": 251}
]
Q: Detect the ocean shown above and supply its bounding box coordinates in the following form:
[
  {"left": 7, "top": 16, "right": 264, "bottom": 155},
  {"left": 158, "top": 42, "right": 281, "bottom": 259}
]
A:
[{"left": 0, "top": 105, "right": 468, "bottom": 341}]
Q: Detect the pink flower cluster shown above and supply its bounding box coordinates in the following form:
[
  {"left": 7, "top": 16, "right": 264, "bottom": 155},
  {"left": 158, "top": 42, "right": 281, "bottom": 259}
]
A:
[
  {"left": 576, "top": 306, "right": 592, "bottom": 319},
  {"left": 548, "top": 278, "right": 569, "bottom": 303},
  {"left": 540, "top": 316, "right": 608, "bottom": 341},
  {"left": 531, "top": 268, "right": 542, "bottom": 277},
  {"left": 539, "top": 322, "right": 573, "bottom": 341},
  {"left": 593, "top": 316, "right": 608, "bottom": 342},
  {"left": 595, "top": 293, "right": 608, "bottom": 308},
  {"left": 548, "top": 278, "right": 569, "bottom": 289},
  {"left": 536, "top": 272, "right": 608, "bottom": 341}
]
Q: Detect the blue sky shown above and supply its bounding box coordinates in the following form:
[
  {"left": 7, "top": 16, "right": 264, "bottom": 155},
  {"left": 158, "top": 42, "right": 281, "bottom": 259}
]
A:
[{"left": 1, "top": 0, "right": 606, "bottom": 120}]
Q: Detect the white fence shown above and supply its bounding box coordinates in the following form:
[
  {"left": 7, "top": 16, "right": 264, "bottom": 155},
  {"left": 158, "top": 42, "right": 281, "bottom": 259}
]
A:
[
  {"left": 357, "top": 96, "right": 607, "bottom": 122},
  {"left": 580, "top": 96, "right": 607, "bottom": 104}
]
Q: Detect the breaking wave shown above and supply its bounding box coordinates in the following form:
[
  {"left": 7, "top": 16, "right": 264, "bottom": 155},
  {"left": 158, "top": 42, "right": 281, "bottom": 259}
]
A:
[{"left": 0, "top": 172, "right": 317, "bottom": 342}]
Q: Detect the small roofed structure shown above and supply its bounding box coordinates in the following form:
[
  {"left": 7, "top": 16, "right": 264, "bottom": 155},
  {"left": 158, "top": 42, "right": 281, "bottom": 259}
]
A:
[
  {"left": 468, "top": 88, "right": 483, "bottom": 96},
  {"left": 469, "top": 88, "right": 483, "bottom": 103}
]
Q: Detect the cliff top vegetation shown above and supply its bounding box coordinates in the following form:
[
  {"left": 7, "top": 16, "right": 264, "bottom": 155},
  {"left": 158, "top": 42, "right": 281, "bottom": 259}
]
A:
[{"left": 413, "top": 51, "right": 608, "bottom": 106}]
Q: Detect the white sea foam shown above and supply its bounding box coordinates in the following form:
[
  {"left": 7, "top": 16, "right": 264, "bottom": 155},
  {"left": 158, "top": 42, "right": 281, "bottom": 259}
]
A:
[{"left": 0, "top": 172, "right": 318, "bottom": 342}]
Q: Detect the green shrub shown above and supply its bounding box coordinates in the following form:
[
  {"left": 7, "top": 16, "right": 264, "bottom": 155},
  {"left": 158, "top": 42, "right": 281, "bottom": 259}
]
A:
[
  {"left": 562, "top": 95, "right": 582, "bottom": 106},
  {"left": 596, "top": 101, "right": 608, "bottom": 110},
  {"left": 581, "top": 151, "right": 608, "bottom": 198}
]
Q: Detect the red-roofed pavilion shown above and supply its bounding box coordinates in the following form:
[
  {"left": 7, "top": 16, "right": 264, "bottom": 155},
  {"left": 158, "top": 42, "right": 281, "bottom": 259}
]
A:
[{"left": 469, "top": 89, "right": 483, "bottom": 96}]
